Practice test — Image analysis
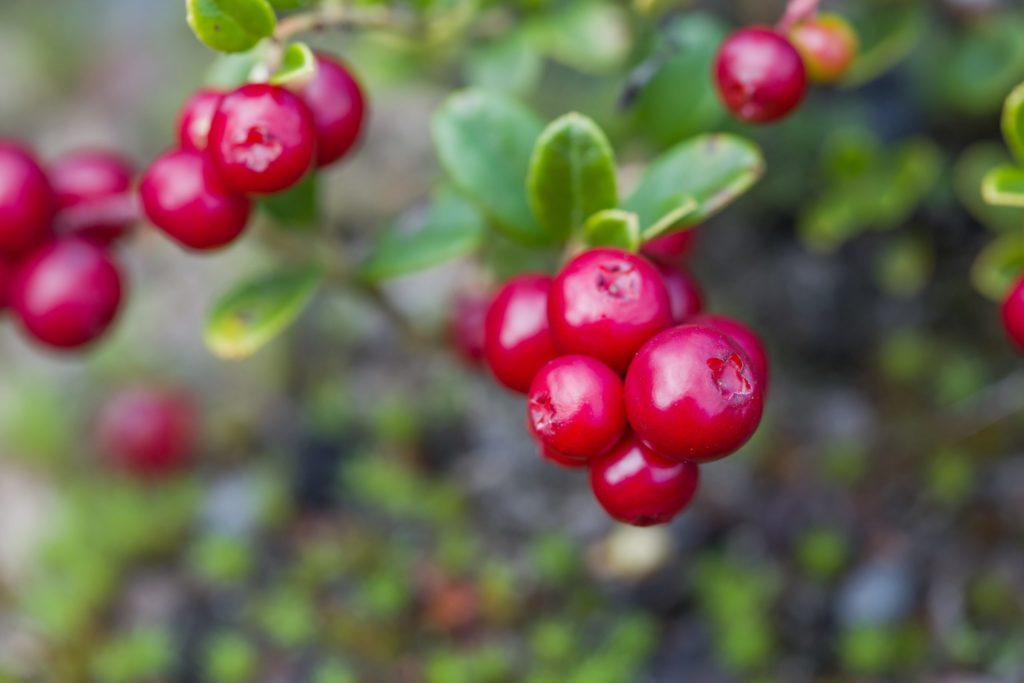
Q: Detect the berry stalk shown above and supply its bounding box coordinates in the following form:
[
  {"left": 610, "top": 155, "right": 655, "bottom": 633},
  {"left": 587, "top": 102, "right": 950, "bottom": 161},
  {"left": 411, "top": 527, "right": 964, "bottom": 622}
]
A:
[{"left": 777, "top": 0, "right": 820, "bottom": 33}]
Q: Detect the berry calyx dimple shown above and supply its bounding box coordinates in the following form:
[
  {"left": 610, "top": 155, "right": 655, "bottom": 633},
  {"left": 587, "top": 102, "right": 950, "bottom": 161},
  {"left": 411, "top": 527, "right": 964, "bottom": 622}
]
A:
[
  {"left": 707, "top": 353, "right": 754, "bottom": 400},
  {"left": 714, "top": 26, "right": 808, "bottom": 124},
  {"left": 694, "top": 313, "right": 769, "bottom": 390}
]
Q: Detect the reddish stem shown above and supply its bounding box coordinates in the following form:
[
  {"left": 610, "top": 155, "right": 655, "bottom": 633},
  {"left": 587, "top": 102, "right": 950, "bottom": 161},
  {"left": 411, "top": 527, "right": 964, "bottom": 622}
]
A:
[{"left": 777, "top": 0, "right": 820, "bottom": 32}]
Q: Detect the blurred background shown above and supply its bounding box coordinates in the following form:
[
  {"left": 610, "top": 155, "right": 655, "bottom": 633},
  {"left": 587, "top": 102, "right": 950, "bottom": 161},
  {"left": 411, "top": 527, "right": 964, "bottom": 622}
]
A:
[{"left": 2, "top": 0, "right": 1024, "bottom": 681}]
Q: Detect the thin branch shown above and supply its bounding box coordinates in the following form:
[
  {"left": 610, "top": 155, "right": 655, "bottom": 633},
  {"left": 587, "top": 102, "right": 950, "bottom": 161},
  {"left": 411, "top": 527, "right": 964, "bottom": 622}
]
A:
[{"left": 777, "top": 0, "right": 820, "bottom": 32}]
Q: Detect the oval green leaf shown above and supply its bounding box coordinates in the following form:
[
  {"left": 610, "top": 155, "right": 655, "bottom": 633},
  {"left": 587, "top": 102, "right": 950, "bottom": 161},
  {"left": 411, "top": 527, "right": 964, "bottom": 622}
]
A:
[
  {"left": 583, "top": 210, "right": 639, "bottom": 251},
  {"left": 360, "top": 190, "right": 487, "bottom": 282},
  {"left": 186, "top": 0, "right": 277, "bottom": 54},
  {"left": 528, "top": 0, "right": 631, "bottom": 75},
  {"left": 528, "top": 113, "right": 617, "bottom": 241},
  {"left": 972, "top": 232, "right": 1024, "bottom": 300},
  {"left": 953, "top": 143, "right": 1024, "bottom": 233},
  {"left": 205, "top": 45, "right": 267, "bottom": 88},
  {"left": 259, "top": 172, "right": 318, "bottom": 229},
  {"left": 205, "top": 267, "right": 323, "bottom": 359},
  {"left": 464, "top": 32, "right": 543, "bottom": 97},
  {"left": 1003, "top": 82, "right": 1024, "bottom": 165},
  {"left": 982, "top": 165, "right": 1024, "bottom": 208},
  {"left": 624, "top": 133, "right": 764, "bottom": 236},
  {"left": 432, "top": 90, "right": 550, "bottom": 246},
  {"left": 270, "top": 41, "right": 316, "bottom": 89}
]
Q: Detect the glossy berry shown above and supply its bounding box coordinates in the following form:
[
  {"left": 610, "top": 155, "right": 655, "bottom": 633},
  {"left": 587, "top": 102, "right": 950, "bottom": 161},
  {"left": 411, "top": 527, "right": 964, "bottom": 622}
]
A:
[
  {"left": 714, "top": 27, "right": 807, "bottom": 124},
  {"left": 299, "top": 52, "right": 367, "bottom": 167},
  {"left": 658, "top": 264, "right": 704, "bottom": 324},
  {"left": 1001, "top": 276, "right": 1024, "bottom": 352},
  {"left": 590, "top": 434, "right": 700, "bottom": 527},
  {"left": 0, "top": 141, "right": 54, "bottom": 256},
  {"left": 788, "top": 14, "right": 858, "bottom": 84},
  {"left": 10, "top": 239, "right": 124, "bottom": 349},
  {"left": 539, "top": 441, "right": 589, "bottom": 469},
  {"left": 484, "top": 274, "right": 559, "bottom": 393},
  {"left": 528, "top": 355, "right": 626, "bottom": 460},
  {"left": 140, "top": 149, "right": 251, "bottom": 251},
  {"left": 643, "top": 230, "right": 697, "bottom": 264},
  {"left": 51, "top": 149, "right": 136, "bottom": 245},
  {"left": 208, "top": 83, "right": 317, "bottom": 194},
  {"left": 178, "top": 88, "right": 225, "bottom": 152},
  {"left": 448, "top": 290, "right": 489, "bottom": 366},
  {"left": 548, "top": 248, "right": 671, "bottom": 374},
  {"left": 694, "top": 313, "right": 769, "bottom": 389},
  {"left": 97, "top": 386, "right": 197, "bottom": 477},
  {"left": 624, "top": 324, "right": 764, "bottom": 463}
]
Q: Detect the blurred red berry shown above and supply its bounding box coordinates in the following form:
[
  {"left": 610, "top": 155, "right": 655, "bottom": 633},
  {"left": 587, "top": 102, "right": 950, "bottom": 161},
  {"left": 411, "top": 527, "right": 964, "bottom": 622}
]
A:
[
  {"left": 1001, "top": 276, "right": 1024, "bottom": 352},
  {"left": 788, "top": 14, "right": 858, "bottom": 84},
  {"left": 449, "top": 290, "right": 489, "bottom": 365},
  {"left": 658, "top": 264, "right": 704, "bottom": 324},
  {"left": 0, "top": 141, "right": 54, "bottom": 256},
  {"left": 642, "top": 230, "right": 697, "bottom": 264},
  {"left": 51, "top": 149, "right": 136, "bottom": 245},
  {"left": 178, "top": 88, "right": 225, "bottom": 152},
  {"left": 97, "top": 386, "right": 198, "bottom": 477},
  {"left": 715, "top": 26, "right": 807, "bottom": 124}
]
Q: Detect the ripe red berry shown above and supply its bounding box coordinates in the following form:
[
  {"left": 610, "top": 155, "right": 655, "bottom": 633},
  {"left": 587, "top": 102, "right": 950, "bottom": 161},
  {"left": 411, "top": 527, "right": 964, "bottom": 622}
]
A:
[
  {"left": 140, "top": 149, "right": 251, "bottom": 251},
  {"left": 528, "top": 355, "right": 627, "bottom": 460},
  {"left": 484, "top": 274, "right": 559, "bottom": 393},
  {"left": 694, "top": 313, "right": 769, "bottom": 390},
  {"left": 10, "top": 239, "right": 124, "bottom": 349},
  {"left": 539, "top": 441, "right": 589, "bottom": 469},
  {"left": 643, "top": 230, "right": 697, "bottom": 264},
  {"left": 548, "top": 248, "right": 671, "bottom": 374},
  {"left": 0, "top": 258, "right": 14, "bottom": 310},
  {"left": 298, "top": 52, "right": 367, "bottom": 167},
  {"left": 0, "top": 141, "right": 54, "bottom": 256},
  {"left": 449, "top": 290, "right": 489, "bottom": 366},
  {"left": 590, "top": 434, "right": 700, "bottom": 526},
  {"left": 658, "top": 264, "right": 704, "bottom": 324},
  {"left": 178, "top": 88, "right": 225, "bottom": 152},
  {"left": 50, "top": 149, "right": 136, "bottom": 245},
  {"left": 714, "top": 27, "right": 807, "bottom": 124},
  {"left": 208, "top": 83, "right": 317, "bottom": 194},
  {"left": 97, "top": 386, "right": 197, "bottom": 477},
  {"left": 624, "top": 324, "right": 764, "bottom": 463},
  {"left": 788, "top": 14, "right": 858, "bottom": 84},
  {"left": 1001, "top": 276, "right": 1024, "bottom": 352}
]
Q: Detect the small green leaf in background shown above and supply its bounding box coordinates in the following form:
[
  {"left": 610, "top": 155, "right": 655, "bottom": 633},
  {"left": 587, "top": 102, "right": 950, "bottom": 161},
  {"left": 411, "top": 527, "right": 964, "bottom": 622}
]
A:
[
  {"left": 939, "top": 15, "right": 1024, "bottom": 116},
  {"left": 464, "top": 33, "right": 543, "bottom": 97},
  {"left": 204, "top": 632, "right": 257, "bottom": 683},
  {"left": 842, "top": 2, "right": 925, "bottom": 88},
  {"left": 982, "top": 165, "right": 1024, "bottom": 208},
  {"left": 971, "top": 232, "right": 1024, "bottom": 300},
  {"left": 205, "top": 267, "right": 324, "bottom": 359},
  {"left": 1003, "top": 82, "right": 1024, "bottom": 164},
  {"left": 186, "top": 0, "right": 277, "bottom": 54},
  {"left": 270, "top": 41, "right": 316, "bottom": 89},
  {"left": 954, "top": 143, "right": 1024, "bottom": 233},
  {"left": 90, "top": 628, "right": 174, "bottom": 683},
  {"left": 360, "top": 189, "right": 487, "bottom": 282},
  {"left": 432, "top": 90, "right": 550, "bottom": 245},
  {"left": 528, "top": 0, "right": 631, "bottom": 75},
  {"left": 528, "top": 113, "right": 618, "bottom": 240},
  {"left": 260, "top": 172, "right": 319, "bottom": 228},
  {"left": 624, "top": 133, "right": 764, "bottom": 235},
  {"left": 584, "top": 210, "right": 640, "bottom": 250},
  {"left": 875, "top": 236, "right": 933, "bottom": 299}
]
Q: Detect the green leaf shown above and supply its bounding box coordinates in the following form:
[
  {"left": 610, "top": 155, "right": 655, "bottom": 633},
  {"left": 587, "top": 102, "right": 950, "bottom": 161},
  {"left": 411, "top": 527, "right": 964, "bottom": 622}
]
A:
[
  {"left": 527, "top": 113, "right": 618, "bottom": 240},
  {"left": 953, "top": 143, "right": 1024, "bottom": 233},
  {"left": 1004, "top": 82, "right": 1024, "bottom": 164},
  {"left": 939, "top": 16, "right": 1024, "bottom": 115},
  {"left": 971, "top": 232, "right": 1024, "bottom": 300},
  {"left": 583, "top": 210, "right": 639, "bottom": 251},
  {"left": 528, "top": 0, "right": 631, "bottom": 75},
  {"left": 843, "top": 3, "right": 925, "bottom": 87},
  {"left": 982, "top": 165, "right": 1024, "bottom": 208},
  {"left": 642, "top": 197, "right": 699, "bottom": 241},
  {"left": 360, "top": 190, "right": 487, "bottom": 282},
  {"left": 205, "top": 267, "right": 323, "bottom": 359},
  {"left": 631, "top": 12, "right": 727, "bottom": 147},
  {"left": 205, "top": 46, "right": 266, "bottom": 88},
  {"left": 268, "top": 0, "right": 312, "bottom": 8},
  {"left": 260, "top": 172, "right": 318, "bottom": 228},
  {"left": 270, "top": 41, "right": 316, "bottom": 89},
  {"left": 186, "top": 0, "right": 277, "bottom": 54},
  {"left": 464, "top": 33, "right": 543, "bottom": 97},
  {"left": 432, "top": 90, "right": 550, "bottom": 245},
  {"left": 624, "top": 133, "right": 764, "bottom": 235}
]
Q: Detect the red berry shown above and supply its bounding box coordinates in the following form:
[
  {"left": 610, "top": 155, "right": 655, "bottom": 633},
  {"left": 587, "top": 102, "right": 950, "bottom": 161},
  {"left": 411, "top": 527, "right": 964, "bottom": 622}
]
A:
[
  {"left": 298, "top": 52, "right": 367, "bottom": 167},
  {"left": 0, "top": 258, "right": 14, "bottom": 310},
  {"left": 539, "top": 441, "right": 589, "bottom": 469},
  {"left": 484, "top": 274, "right": 559, "bottom": 393},
  {"left": 1001, "top": 276, "right": 1024, "bottom": 351},
  {"left": 624, "top": 324, "right": 764, "bottom": 463},
  {"left": 449, "top": 290, "right": 489, "bottom": 366},
  {"left": 0, "top": 141, "right": 54, "bottom": 256},
  {"left": 658, "top": 264, "right": 704, "bottom": 324},
  {"left": 528, "top": 355, "right": 626, "bottom": 460},
  {"left": 178, "top": 88, "right": 225, "bottom": 152},
  {"left": 10, "top": 239, "right": 124, "bottom": 349},
  {"left": 714, "top": 27, "right": 807, "bottom": 124},
  {"left": 643, "top": 230, "right": 697, "bottom": 264},
  {"left": 694, "top": 313, "right": 769, "bottom": 390},
  {"left": 548, "top": 248, "right": 671, "bottom": 374},
  {"left": 97, "top": 386, "right": 197, "bottom": 477},
  {"left": 590, "top": 434, "right": 700, "bottom": 526},
  {"left": 788, "top": 14, "right": 858, "bottom": 84},
  {"left": 50, "top": 149, "right": 136, "bottom": 245},
  {"left": 208, "top": 83, "right": 317, "bottom": 194},
  {"left": 140, "top": 149, "right": 251, "bottom": 251}
]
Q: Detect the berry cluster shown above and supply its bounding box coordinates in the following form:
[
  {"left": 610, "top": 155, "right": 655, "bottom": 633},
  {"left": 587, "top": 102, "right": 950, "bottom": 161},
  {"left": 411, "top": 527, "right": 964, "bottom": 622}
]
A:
[
  {"left": 482, "top": 243, "right": 767, "bottom": 527},
  {"left": 141, "top": 51, "right": 365, "bottom": 251},
  {"left": 0, "top": 142, "right": 132, "bottom": 349},
  {"left": 714, "top": 13, "right": 858, "bottom": 124}
]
